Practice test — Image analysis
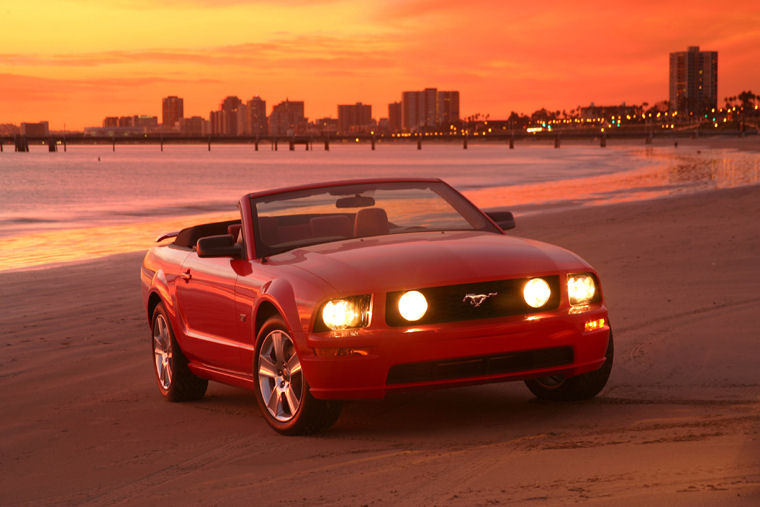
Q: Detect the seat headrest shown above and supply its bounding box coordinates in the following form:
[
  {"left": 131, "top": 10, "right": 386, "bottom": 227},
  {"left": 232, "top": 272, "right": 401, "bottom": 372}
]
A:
[
  {"left": 310, "top": 215, "right": 353, "bottom": 238},
  {"left": 354, "top": 208, "right": 389, "bottom": 237},
  {"left": 227, "top": 224, "right": 242, "bottom": 243}
]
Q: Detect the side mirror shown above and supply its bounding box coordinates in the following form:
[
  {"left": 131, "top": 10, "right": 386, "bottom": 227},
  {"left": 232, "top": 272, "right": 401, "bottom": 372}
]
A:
[
  {"left": 197, "top": 234, "right": 243, "bottom": 258},
  {"left": 484, "top": 209, "right": 516, "bottom": 230}
]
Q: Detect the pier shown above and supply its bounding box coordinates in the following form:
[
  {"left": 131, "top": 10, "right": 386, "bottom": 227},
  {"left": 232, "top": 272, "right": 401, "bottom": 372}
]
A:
[{"left": 1, "top": 125, "right": 755, "bottom": 153}]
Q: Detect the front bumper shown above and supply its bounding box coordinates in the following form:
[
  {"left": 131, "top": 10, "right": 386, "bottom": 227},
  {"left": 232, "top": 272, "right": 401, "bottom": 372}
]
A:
[{"left": 301, "top": 307, "right": 610, "bottom": 399}]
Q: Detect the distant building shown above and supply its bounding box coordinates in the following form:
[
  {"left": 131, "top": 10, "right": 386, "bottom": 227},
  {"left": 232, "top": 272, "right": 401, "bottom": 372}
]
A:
[
  {"left": 20, "top": 121, "right": 49, "bottom": 137},
  {"left": 313, "top": 117, "right": 338, "bottom": 136},
  {"left": 133, "top": 115, "right": 158, "bottom": 128},
  {"left": 337, "top": 102, "right": 372, "bottom": 134},
  {"left": 269, "top": 100, "right": 306, "bottom": 136},
  {"left": 162, "top": 96, "right": 184, "bottom": 127},
  {"left": 388, "top": 102, "right": 402, "bottom": 132},
  {"left": 86, "top": 115, "right": 156, "bottom": 136},
  {"left": 247, "top": 96, "right": 268, "bottom": 136},
  {"left": 437, "top": 91, "right": 460, "bottom": 126},
  {"left": 669, "top": 46, "right": 718, "bottom": 117},
  {"left": 179, "top": 116, "right": 208, "bottom": 136},
  {"left": 84, "top": 126, "right": 144, "bottom": 136},
  {"left": 209, "top": 96, "right": 244, "bottom": 135},
  {"left": 0, "top": 123, "right": 20, "bottom": 136},
  {"left": 580, "top": 103, "right": 638, "bottom": 120},
  {"left": 401, "top": 88, "right": 459, "bottom": 131}
]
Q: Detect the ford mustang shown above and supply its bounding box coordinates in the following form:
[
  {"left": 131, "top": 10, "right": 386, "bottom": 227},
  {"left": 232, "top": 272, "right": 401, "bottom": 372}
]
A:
[{"left": 140, "top": 178, "right": 612, "bottom": 434}]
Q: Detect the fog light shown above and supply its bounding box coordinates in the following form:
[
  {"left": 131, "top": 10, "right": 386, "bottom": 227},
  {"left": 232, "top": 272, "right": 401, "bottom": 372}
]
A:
[
  {"left": 398, "top": 290, "right": 428, "bottom": 321},
  {"left": 584, "top": 318, "right": 606, "bottom": 332},
  {"left": 523, "top": 278, "right": 551, "bottom": 308}
]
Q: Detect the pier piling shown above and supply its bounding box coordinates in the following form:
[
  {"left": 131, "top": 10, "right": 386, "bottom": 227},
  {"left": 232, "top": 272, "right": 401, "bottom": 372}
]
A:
[
  {"left": 463, "top": 136, "right": 468, "bottom": 149},
  {"left": 554, "top": 135, "right": 560, "bottom": 148},
  {"left": 509, "top": 135, "right": 514, "bottom": 150},
  {"left": 48, "top": 139, "right": 57, "bottom": 152},
  {"left": 112, "top": 137, "right": 116, "bottom": 152},
  {"left": 15, "top": 135, "right": 29, "bottom": 152},
  {"left": 208, "top": 137, "right": 211, "bottom": 151},
  {"left": 63, "top": 137, "right": 67, "bottom": 152},
  {"left": 371, "top": 137, "right": 376, "bottom": 150},
  {"left": 255, "top": 138, "right": 259, "bottom": 151},
  {"left": 160, "top": 137, "right": 164, "bottom": 152},
  {"left": 417, "top": 137, "right": 422, "bottom": 150},
  {"left": 324, "top": 138, "right": 330, "bottom": 151},
  {"left": 289, "top": 140, "right": 295, "bottom": 151},
  {"left": 600, "top": 134, "right": 606, "bottom": 148}
]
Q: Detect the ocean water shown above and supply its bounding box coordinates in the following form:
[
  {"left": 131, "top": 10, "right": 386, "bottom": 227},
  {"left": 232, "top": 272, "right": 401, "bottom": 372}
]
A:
[{"left": 1, "top": 141, "right": 758, "bottom": 271}]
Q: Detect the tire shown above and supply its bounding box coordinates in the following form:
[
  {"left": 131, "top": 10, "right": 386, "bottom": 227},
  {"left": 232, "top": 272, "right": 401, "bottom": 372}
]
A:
[
  {"left": 254, "top": 316, "right": 342, "bottom": 435},
  {"left": 525, "top": 330, "right": 614, "bottom": 401},
  {"left": 151, "top": 302, "right": 208, "bottom": 402}
]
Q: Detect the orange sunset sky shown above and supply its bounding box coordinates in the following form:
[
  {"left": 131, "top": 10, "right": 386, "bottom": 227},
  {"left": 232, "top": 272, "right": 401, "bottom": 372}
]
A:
[{"left": 2, "top": 0, "right": 759, "bottom": 130}]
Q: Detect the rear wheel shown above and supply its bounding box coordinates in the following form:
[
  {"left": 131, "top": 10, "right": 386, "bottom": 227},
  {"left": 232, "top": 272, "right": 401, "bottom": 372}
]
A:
[
  {"left": 151, "top": 303, "right": 208, "bottom": 402},
  {"left": 525, "top": 331, "right": 614, "bottom": 401},
  {"left": 254, "top": 316, "right": 342, "bottom": 435}
]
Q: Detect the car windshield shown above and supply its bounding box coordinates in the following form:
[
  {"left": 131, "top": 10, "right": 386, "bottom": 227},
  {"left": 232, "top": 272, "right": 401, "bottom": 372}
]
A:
[{"left": 251, "top": 180, "right": 497, "bottom": 257}]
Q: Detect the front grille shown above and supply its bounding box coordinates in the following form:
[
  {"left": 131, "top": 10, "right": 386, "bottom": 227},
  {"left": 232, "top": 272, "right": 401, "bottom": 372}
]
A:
[
  {"left": 385, "top": 276, "right": 561, "bottom": 327},
  {"left": 386, "top": 346, "right": 573, "bottom": 385}
]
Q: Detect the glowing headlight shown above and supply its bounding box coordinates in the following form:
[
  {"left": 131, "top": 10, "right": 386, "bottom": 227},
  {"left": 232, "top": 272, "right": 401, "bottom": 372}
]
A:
[
  {"left": 398, "top": 290, "right": 428, "bottom": 321},
  {"left": 567, "top": 274, "right": 596, "bottom": 306},
  {"left": 523, "top": 278, "right": 551, "bottom": 308},
  {"left": 321, "top": 296, "right": 370, "bottom": 330}
]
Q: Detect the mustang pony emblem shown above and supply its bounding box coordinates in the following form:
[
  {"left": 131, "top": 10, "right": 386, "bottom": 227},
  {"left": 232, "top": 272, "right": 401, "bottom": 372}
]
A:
[{"left": 463, "top": 292, "right": 498, "bottom": 307}]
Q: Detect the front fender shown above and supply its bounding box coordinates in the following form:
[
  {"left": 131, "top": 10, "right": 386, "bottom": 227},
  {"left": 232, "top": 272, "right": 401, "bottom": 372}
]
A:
[{"left": 255, "top": 278, "right": 302, "bottom": 342}]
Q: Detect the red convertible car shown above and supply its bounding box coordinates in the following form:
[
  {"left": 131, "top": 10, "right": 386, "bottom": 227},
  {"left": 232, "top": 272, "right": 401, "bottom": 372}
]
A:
[{"left": 141, "top": 178, "right": 612, "bottom": 434}]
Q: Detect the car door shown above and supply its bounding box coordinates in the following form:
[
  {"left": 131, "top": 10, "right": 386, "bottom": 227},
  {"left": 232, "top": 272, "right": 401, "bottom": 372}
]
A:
[{"left": 175, "top": 254, "right": 250, "bottom": 372}]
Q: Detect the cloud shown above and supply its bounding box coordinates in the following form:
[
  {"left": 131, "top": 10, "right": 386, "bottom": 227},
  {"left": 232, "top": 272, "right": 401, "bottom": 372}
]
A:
[{"left": 0, "top": 34, "right": 402, "bottom": 71}]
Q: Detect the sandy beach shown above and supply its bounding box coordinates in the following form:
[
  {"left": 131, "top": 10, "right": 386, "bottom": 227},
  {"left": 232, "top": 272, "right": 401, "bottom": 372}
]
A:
[{"left": 2, "top": 179, "right": 759, "bottom": 504}]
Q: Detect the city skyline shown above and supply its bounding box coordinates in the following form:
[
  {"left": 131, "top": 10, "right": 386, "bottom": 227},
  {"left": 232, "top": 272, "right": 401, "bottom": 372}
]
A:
[{"left": 2, "top": 1, "right": 759, "bottom": 130}]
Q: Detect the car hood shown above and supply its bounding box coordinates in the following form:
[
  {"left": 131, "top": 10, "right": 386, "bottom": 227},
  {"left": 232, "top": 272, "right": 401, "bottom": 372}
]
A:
[{"left": 266, "top": 231, "right": 592, "bottom": 295}]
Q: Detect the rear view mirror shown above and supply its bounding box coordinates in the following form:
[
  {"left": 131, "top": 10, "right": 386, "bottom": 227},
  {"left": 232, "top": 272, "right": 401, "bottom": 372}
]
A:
[
  {"left": 197, "top": 234, "right": 243, "bottom": 258},
  {"left": 336, "top": 195, "right": 375, "bottom": 208},
  {"left": 484, "top": 209, "right": 516, "bottom": 230}
]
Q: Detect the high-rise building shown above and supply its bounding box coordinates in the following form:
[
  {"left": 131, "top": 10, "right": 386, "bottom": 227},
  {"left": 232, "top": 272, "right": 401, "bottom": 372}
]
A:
[
  {"left": 337, "top": 103, "right": 372, "bottom": 134},
  {"left": 388, "top": 102, "right": 402, "bottom": 132},
  {"left": 669, "top": 46, "right": 718, "bottom": 117},
  {"left": 209, "top": 96, "right": 244, "bottom": 135},
  {"left": 162, "top": 96, "right": 184, "bottom": 127},
  {"left": 247, "top": 96, "right": 267, "bottom": 136},
  {"left": 222, "top": 96, "right": 242, "bottom": 135},
  {"left": 401, "top": 88, "right": 460, "bottom": 131},
  {"left": 437, "top": 91, "right": 460, "bottom": 126},
  {"left": 269, "top": 100, "right": 306, "bottom": 136}
]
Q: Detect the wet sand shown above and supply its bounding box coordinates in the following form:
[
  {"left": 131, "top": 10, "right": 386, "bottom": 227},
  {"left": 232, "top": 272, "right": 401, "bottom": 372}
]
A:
[{"left": 1, "top": 184, "right": 759, "bottom": 505}]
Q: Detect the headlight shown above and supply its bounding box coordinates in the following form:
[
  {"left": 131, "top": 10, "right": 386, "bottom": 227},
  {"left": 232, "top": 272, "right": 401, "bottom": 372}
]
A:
[
  {"left": 398, "top": 290, "right": 428, "bottom": 321},
  {"left": 567, "top": 274, "right": 597, "bottom": 306},
  {"left": 523, "top": 278, "right": 551, "bottom": 308},
  {"left": 320, "top": 295, "right": 371, "bottom": 330}
]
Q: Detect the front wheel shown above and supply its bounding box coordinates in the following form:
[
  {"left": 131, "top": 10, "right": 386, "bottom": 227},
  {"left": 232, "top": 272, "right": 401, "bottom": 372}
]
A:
[
  {"left": 254, "top": 316, "right": 342, "bottom": 435},
  {"left": 525, "top": 331, "right": 614, "bottom": 401},
  {"left": 151, "top": 303, "right": 208, "bottom": 402}
]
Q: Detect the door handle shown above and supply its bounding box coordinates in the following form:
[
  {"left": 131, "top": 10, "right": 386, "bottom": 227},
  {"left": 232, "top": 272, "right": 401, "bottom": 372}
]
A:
[{"left": 181, "top": 269, "right": 192, "bottom": 281}]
